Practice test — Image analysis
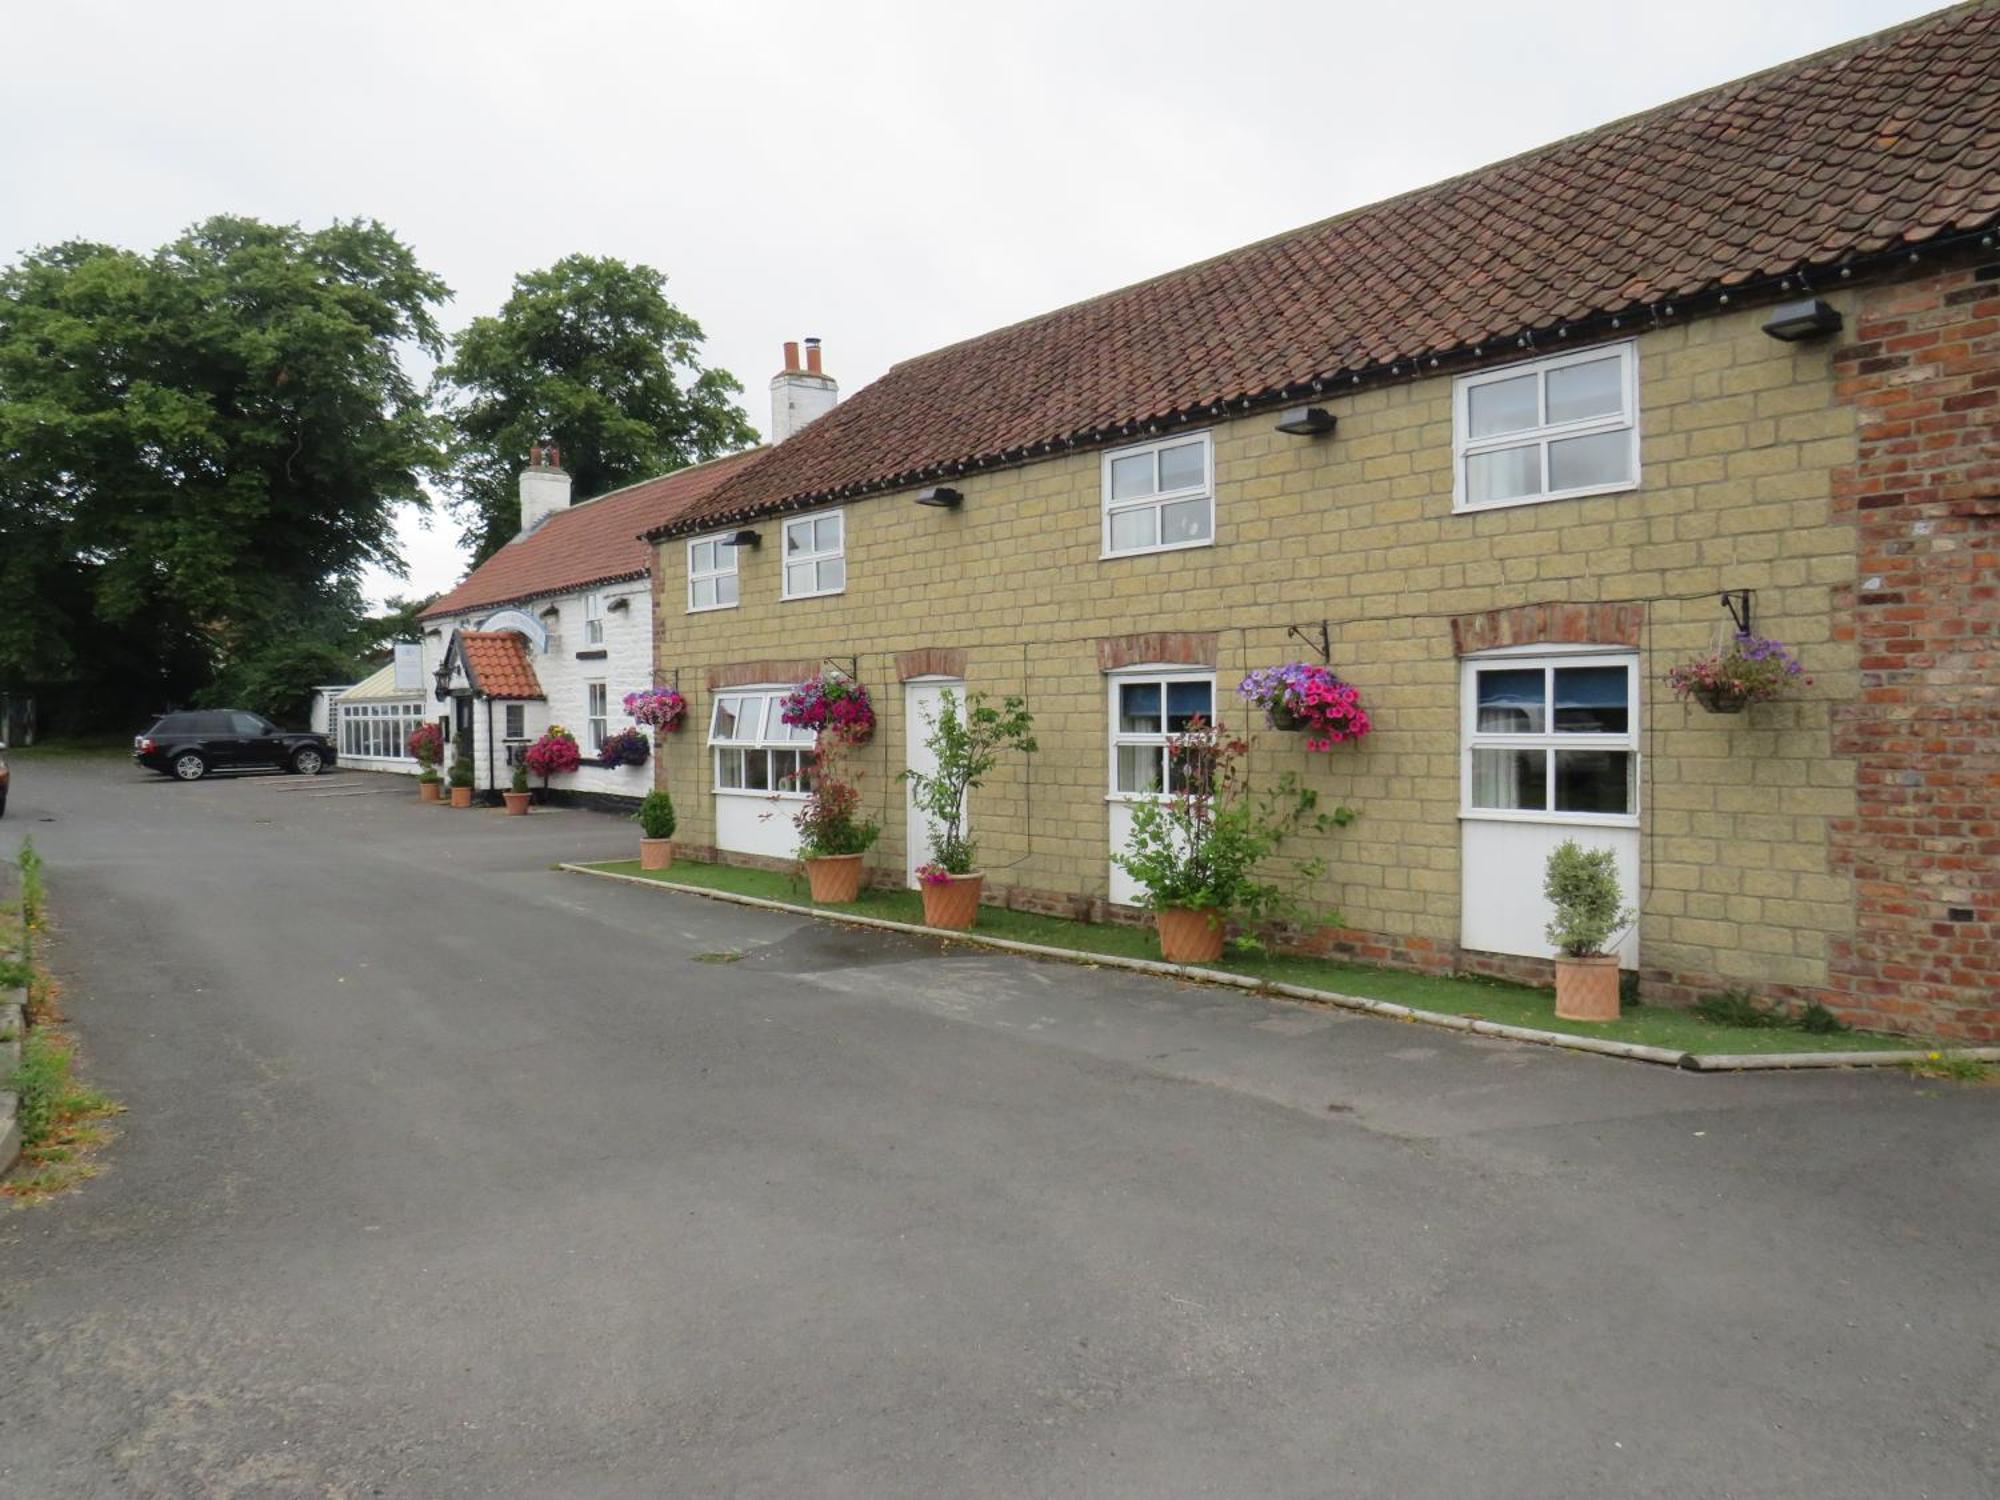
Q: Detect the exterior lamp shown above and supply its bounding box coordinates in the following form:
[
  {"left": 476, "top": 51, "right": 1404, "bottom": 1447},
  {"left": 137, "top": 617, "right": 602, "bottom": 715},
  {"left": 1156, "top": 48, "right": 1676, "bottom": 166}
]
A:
[
  {"left": 1275, "top": 405, "right": 1338, "bottom": 437},
  {"left": 914, "top": 486, "right": 963, "bottom": 509},
  {"left": 1761, "top": 298, "right": 1843, "bottom": 342},
  {"left": 722, "top": 529, "right": 761, "bottom": 548}
]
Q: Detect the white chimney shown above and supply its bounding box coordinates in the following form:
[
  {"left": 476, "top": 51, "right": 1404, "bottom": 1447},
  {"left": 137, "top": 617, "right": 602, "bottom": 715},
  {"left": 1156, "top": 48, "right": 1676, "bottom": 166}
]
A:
[
  {"left": 519, "top": 442, "right": 572, "bottom": 534},
  {"left": 769, "top": 338, "right": 838, "bottom": 442}
]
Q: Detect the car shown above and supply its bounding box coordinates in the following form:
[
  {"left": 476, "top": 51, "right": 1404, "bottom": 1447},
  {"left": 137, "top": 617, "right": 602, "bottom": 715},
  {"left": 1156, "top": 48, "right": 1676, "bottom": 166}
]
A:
[{"left": 134, "top": 711, "right": 337, "bottom": 782}]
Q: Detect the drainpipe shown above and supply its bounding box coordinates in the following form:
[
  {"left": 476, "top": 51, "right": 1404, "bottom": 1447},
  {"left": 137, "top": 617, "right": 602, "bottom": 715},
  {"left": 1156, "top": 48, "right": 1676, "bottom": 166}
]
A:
[{"left": 484, "top": 698, "right": 495, "bottom": 802}]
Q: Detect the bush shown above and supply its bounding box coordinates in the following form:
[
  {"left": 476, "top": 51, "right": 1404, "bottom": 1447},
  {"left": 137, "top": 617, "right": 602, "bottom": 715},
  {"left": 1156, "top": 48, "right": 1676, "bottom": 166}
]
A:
[
  {"left": 636, "top": 789, "right": 677, "bottom": 841},
  {"left": 510, "top": 762, "right": 530, "bottom": 794},
  {"left": 446, "top": 745, "right": 474, "bottom": 789},
  {"left": 794, "top": 747, "right": 877, "bottom": 858},
  {"left": 900, "top": 690, "right": 1035, "bottom": 875},
  {"left": 1542, "top": 841, "right": 1634, "bottom": 957}
]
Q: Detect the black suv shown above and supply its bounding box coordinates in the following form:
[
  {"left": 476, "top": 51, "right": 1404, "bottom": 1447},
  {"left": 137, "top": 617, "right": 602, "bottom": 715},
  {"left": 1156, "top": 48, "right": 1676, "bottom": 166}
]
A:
[{"left": 135, "top": 711, "right": 337, "bottom": 782}]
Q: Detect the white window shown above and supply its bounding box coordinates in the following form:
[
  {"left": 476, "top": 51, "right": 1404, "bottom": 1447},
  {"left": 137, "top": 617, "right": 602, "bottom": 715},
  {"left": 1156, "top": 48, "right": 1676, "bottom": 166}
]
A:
[
  {"left": 504, "top": 703, "right": 526, "bottom": 740},
  {"left": 1461, "top": 653, "right": 1638, "bottom": 824},
  {"left": 1452, "top": 342, "right": 1638, "bottom": 512},
  {"left": 687, "top": 534, "right": 740, "bottom": 612},
  {"left": 586, "top": 682, "right": 608, "bottom": 749},
  {"left": 709, "top": 689, "right": 816, "bottom": 794},
  {"left": 1102, "top": 432, "right": 1213, "bottom": 557},
  {"left": 583, "top": 592, "right": 605, "bottom": 646},
  {"left": 781, "top": 511, "right": 845, "bottom": 600},
  {"left": 1109, "top": 673, "right": 1216, "bottom": 795},
  {"left": 339, "top": 700, "right": 425, "bottom": 760}
]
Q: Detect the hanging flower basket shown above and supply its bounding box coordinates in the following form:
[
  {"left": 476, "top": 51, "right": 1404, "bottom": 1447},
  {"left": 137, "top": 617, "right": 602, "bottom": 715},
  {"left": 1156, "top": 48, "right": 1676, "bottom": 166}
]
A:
[
  {"left": 623, "top": 687, "right": 687, "bottom": 734},
  {"left": 1237, "top": 662, "right": 1372, "bottom": 750},
  {"left": 597, "top": 727, "right": 651, "bottom": 768},
  {"left": 1667, "top": 635, "right": 1810, "bottom": 714},
  {"left": 780, "top": 673, "right": 874, "bottom": 745}
]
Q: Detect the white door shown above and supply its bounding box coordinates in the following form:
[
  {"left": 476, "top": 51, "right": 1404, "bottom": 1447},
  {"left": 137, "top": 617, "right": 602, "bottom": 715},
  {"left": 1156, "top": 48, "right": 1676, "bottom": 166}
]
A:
[{"left": 905, "top": 677, "right": 963, "bottom": 886}]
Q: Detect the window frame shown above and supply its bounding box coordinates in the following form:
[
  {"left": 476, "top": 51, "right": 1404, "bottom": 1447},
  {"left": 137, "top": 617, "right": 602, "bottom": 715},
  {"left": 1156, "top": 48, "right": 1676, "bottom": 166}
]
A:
[
  {"left": 586, "top": 681, "right": 609, "bottom": 750},
  {"left": 1106, "top": 669, "right": 1217, "bottom": 802},
  {"left": 707, "top": 687, "right": 814, "bottom": 799},
  {"left": 686, "top": 533, "right": 741, "bottom": 613},
  {"left": 1451, "top": 341, "right": 1639, "bottom": 514},
  {"left": 338, "top": 699, "right": 425, "bottom": 761},
  {"left": 583, "top": 591, "right": 605, "bottom": 646},
  {"left": 504, "top": 703, "right": 526, "bottom": 741},
  {"left": 1459, "top": 647, "right": 1640, "bottom": 827},
  {"left": 779, "top": 509, "right": 846, "bottom": 601},
  {"left": 1100, "top": 431, "right": 1216, "bottom": 559}
]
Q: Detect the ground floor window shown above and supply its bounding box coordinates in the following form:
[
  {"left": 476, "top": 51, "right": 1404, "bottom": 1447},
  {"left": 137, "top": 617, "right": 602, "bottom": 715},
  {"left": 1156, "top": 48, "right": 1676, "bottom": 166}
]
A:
[
  {"left": 709, "top": 688, "right": 815, "bottom": 792},
  {"left": 1109, "top": 673, "right": 1215, "bottom": 794},
  {"left": 339, "top": 700, "right": 426, "bottom": 760},
  {"left": 504, "top": 702, "right": 526, "bottom": 740},
  {"left": 586, "top": 682, "right": 609, "bottom": 749},
  {"left": 1461, "top": 653, "right": 1637, "bottom": 821}
]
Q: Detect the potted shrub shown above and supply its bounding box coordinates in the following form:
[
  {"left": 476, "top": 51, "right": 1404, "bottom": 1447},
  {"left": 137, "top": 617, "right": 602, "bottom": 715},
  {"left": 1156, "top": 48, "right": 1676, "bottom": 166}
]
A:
[
  {"left": 523, "top": 725, "right": 581, "bottom": 800},
  {"left": 902, "top": 690, "right": 1036, "bottom": 930},
  {"left": 779, "top": 672, "right": 875, "bottom": 746},
  {"left": 446, "top": 743, "right": 475, "bottom": 809},
  {"left": 1543, "top": 840, "right": 1636, "bottom": 1021},
  {"left": 1236, "top": 662, "right": 1373, "bottom": 749},
  {"left": 1666, "top": 633, "right": 1810, "bottom": 714},
  {"left": 409, "top": 721, "right": 445, "bottom": 802},
  {"left": 793, "top": 746, "right": 878, "bottom": 902},
  {"left": 503, "top": 761, "right": 532, "bottom": 816},
  {"left": 597, "top": 726, "right": 650, "bottom": 769},
  {"left": 636, "top": 789, "right": 677, "bottom": 870},
  {"left": 1113, "top": 719, "right": 1351, "bottom": 964}
]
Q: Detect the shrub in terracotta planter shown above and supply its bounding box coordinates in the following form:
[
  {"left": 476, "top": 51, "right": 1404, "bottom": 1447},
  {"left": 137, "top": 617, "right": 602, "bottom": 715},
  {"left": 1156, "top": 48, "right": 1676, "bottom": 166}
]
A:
[
  {"left": 901, "top": 690, "right": 1036, "bottom": 930},
  {"left": 418, "top": 772, "right": 442, "bottom": 803},
  {"left": 408, "top": 722, "right": 446, "bottom": 799},
  {"left": 447, "top": 746, "right": 474, "bottom": 809},
  {"left": 503, "top": 763, "right": 532, "bottom": 816},
  {"left": 1543, "top": 840, "right": 1635, "bottom": 1021},
  {"left": 793, "top": 746, "right": 876, "bottom": 902},
  {"left": 1112, "top": 719, "right": 1354, "bottom": 964},
  {"left": 636, "top": 789, "right": 677, "bottom": 870}
]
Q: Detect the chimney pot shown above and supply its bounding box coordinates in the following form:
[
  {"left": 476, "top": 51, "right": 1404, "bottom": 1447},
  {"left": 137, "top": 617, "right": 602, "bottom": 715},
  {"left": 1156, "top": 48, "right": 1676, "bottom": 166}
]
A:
[
  {"left": 805, "top": 338, "right": 823, "bottom": 375},
  {"left": 783, "top": 340, "right": 801, "bottom": 373},
  {"left": 770, "top": 335, "right": 838, "bottom": 442}
]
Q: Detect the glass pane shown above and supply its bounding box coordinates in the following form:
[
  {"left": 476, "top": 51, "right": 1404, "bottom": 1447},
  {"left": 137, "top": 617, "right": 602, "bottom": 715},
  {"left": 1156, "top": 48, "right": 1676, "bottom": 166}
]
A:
[
  {"left": 1108, "top": 506, "right": 1157, "bottom": 552},
  {"left": 1116, "top": 744, "right": 1161, "bottom": 794},
  {"left": 1166, "top": 679, "right": 1212, "bottom": 732},
  {"left": 716, "top": 572, "right": 738, "bottom": 606},
  {"left": 786, "top": 562, "right": 816, "bottom": 596},
  {"left": 1553, "top": 667, "right": 1629, "bottom": 733},
  {"left": 230, "top": 712, "right": 263, "bottom": 734},
  {"left": 1119, "top": 682, "right": 1161, "bottom": 733},
  {"left": 1468, "top": 373, "right": 1538, "bottom": 438},
  {"left": 1475, "top": 669, "right": 1545, "bottom": 733},
  {"left": 1109, "top": 452, "right": 1154, "bottom": 501},
  {"left": 691, "top": 541, "right": 712, "bottom": 573},
  {"left": 692, "top": 577, "right": 715, "bottom": 609},
  {"left": 785, "top": 520, "right": 810, "bottom": 555},
  {"left": 1470, "top": 747, "right": 1548, "bottom": 811},
  {"left": 1160, "top": 497, "right": 1211, "bottom": 545},
  {"left": 1157, "top": 440, "right": 1205, "bottom": 492},
  {"left": 1546, "top": 355, "right": 1622, "bottom": 425},
  {"left": 712, "top": 697, "right": 740, "bottom": 741},
  {"left": 814, "top": 515, "right": 841, "bottom": 552},
  {"left": 1467, "top": 444, "right": 1541, "bottom": 503},
  {"left": 743, "top": 750, "right": 770, "bottom": 791},
  {"left": 1555, "top": 750, "right": 1634, "bottom": 815},
  {"left": 817, "top": 556, "right": 845, "bottom": 593},
  {"left": 716, "top": 748, "right": 743, "bottom": 788},
  {"left": 1547, "top": 429, "right": 1630, "bottom": 492}
]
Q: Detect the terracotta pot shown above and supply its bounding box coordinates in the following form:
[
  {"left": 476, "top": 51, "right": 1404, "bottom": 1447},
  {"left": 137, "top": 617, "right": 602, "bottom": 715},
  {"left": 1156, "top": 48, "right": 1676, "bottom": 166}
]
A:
[
  {"left": 418, "top": 780, "right": 441, "bottom": 803},
  {"left": 1692, "top": 683, "right": 1751, "bottom": 714},
  {"left": 920, "top": 871, "right": 983, "bottom": 929},
  {"left": 1156, "top": 906, "right": 1226, "bottom": 964},
  {"left": 503, "top": 791, "right": 531, "bottom": 816},
  {"left": 639, "top": 837, "right": 675, "bottom": 871},
  {"left": 1554, "top": 953, "right": 1622, "bottom": 1021},
  {"left": 804, "top": 853, "right": 863, "bottom": 903}
]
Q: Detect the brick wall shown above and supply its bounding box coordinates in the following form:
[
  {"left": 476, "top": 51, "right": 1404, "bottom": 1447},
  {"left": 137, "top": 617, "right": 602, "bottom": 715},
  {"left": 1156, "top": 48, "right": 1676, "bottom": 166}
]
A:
[{"left": 1826, "top": 262, "right": 2000, "bottom": 1040}]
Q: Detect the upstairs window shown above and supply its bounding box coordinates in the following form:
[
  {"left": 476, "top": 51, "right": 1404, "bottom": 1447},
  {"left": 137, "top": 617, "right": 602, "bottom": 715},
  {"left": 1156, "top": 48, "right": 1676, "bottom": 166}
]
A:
[
  {"left": 781, "top": 511, "right": 845, "bottom": 600},
  {"left": 583, "top": 592, "right": 605, "bottom": 645},
  {"left": 709, "top": 689, "right": 815, "bottom": 793},
  {"left": 1453, "top": 343, "right": 1637, "bottom": 512},
  {"left": 687, "top": 535, "right": 740, "bottom": 612},
  {"left": 1102, "top": 432, "right": 1213, "bottom": 556}
]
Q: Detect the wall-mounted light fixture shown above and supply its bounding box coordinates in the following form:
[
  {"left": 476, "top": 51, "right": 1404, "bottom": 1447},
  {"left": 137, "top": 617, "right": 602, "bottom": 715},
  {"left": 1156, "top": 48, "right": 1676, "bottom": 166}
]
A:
[
  {"left": 1275, "top": 405, "right": 1338, "bottom": 437},
  {"left": 722, "top": 528, "right": 761, "bottom": 548},
  {"left": 607, "top": 596, "right": 632, "bottom": 612},
  {"left": 914, "top": 486, "right": 963, "bottom": 509},
  {"left": 1761, "top": 298, "right": 1843, "bottom": 342}
]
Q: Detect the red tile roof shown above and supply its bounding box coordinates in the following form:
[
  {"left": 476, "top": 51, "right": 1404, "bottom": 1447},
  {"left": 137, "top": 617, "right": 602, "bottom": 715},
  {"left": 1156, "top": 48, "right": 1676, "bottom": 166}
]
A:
[
  {"left": 455, "top": 631, "right": 545, "bottom": 700},
  {"left": 422, "top": 448, "right": 766, "bottom": 620},
  {"left": 659, "top": 4, "right": 2000, "bottom": 538}
]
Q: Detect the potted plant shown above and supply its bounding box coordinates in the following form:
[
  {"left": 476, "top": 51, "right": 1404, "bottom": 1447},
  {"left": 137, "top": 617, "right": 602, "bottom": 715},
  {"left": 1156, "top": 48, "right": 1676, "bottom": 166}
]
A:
[
  {"left": 1666, "top": 633, "right": 1810, "bottom": 714},
  {"left": 623, "top": 687, "right": 687, "bottom": 737},
  {"left": 793, "top": 745, "right": 878, "bottom": 902},
  {"left": 902, "top": 691, "right": 1036, "bottom": 930},
  {"left": 636, "top": 789, "right": 677, "bottom": 870},
  {"left": 409, "top": 721, "right": 445, "bottom": 802},
  {"left": 523, "top": 725, "right": 581, "bottom": 800},
  {"left": 503, "top": 761, "right": 532, "bottom": 816},
  {"left": 597, "top": 726, "right": 650, "bottom": 769},
  {"left": 446, "top": 742, "right": 475, "bottom": 808},
  {"left": 1543, "top": 840, "right": 1636, "bottom": 1021},
  {"left": 779, "top": 672, "right": 875, "bottom": 746},
  {"left": 1113, "top": 719, "right": 1352, "bottom": 964},
  {"left": 1236, "top": 662, "right": 1373, "bottom": 750}
]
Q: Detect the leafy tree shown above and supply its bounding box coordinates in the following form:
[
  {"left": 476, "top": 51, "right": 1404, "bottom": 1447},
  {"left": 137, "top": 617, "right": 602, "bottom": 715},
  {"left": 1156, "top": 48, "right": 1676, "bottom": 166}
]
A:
[
  {"left": 0, "top": 216, "right": 447, "bottom": 726},
  {"left": 434, "top": 255, "right": 759, "bottom": 563}
]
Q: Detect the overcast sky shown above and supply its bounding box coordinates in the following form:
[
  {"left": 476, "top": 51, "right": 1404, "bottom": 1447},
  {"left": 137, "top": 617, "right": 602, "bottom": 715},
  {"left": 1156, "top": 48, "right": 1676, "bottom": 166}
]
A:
[{"left": 3, "top": 0, "right": 1941, "bottom": 607}]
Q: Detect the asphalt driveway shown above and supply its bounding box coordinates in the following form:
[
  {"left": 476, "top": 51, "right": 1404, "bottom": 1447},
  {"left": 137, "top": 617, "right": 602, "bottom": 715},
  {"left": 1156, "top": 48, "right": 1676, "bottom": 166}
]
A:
[{"left": 0, "top": 757, "right": 1994, "bottom": 1498}]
